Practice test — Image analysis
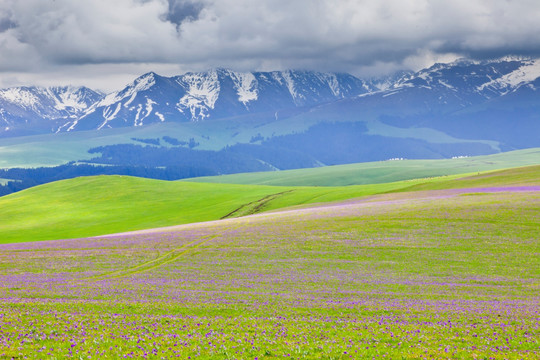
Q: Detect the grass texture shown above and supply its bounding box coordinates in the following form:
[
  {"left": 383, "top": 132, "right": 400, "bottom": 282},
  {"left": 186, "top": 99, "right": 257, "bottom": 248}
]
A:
[{"left": 0, "top": 184, "right": 538, "bottom": 358}]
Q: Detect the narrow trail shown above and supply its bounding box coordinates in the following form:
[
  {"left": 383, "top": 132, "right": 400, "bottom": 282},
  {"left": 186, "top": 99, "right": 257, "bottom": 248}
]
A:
[
  {"left": 89, "top": 233, "right": 219, "bottom": 279},
  {"left": 220, "top": 190, "right": 294, "bottom": 219}
]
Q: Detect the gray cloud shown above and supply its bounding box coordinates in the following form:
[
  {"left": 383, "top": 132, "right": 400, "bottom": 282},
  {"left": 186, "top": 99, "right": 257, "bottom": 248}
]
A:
[
  {"left": 1, "top": 0, "right": 539, "bottom": 90},
  {"left": 0, "top": 12, "right": 16, "bottom": 33},
  {"left": 164, "top": 0, "right": 205, "bottom": 26}
]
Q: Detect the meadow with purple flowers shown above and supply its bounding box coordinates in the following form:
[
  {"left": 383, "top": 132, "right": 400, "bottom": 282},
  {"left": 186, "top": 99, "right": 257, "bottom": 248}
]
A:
[{"left": 1, "top": 185, "right": 539, "bottom": 359}]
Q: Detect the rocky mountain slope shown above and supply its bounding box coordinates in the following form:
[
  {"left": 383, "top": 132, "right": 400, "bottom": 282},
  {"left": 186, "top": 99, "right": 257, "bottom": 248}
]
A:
[
  {"left": 0, "top": 86, "right": 103, "bottom": 137},
  {"left": 60, "top": 69, "right": 374, "bottom": 132}
]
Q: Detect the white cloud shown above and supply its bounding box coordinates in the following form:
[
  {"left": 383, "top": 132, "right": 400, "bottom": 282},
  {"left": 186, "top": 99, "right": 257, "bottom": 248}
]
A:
[
  {"left": 6, "top": 0, "right": 179, "bottom": 63},
  {"left": 0, "top": 63, "right": 189, "bottom": 92},
  {"left": 0, "top": 0, "right": 539, "bottom": 89}
]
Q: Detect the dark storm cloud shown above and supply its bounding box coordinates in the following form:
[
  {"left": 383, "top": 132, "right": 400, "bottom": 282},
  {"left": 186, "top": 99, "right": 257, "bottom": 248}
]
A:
[
  {"left": 165, "top": 0, "right": 205, "bottom": 26},
  {"left": 1, "top": 0, "right": 539, "bottom": 89}
]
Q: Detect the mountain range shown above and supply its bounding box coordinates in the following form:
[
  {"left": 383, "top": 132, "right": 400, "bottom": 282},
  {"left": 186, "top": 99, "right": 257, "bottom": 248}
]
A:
[
  {"left": 0, "top": 57, "right": 539, "bottom": 179},
  {"left": 1, "top": 69, "right": 376, "bottom": 136}
]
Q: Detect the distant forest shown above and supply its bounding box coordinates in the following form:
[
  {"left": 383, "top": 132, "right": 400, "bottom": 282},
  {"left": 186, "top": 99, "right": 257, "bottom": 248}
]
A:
[{"left": 0, "top": 122, "right": 493, "bottom": 196}]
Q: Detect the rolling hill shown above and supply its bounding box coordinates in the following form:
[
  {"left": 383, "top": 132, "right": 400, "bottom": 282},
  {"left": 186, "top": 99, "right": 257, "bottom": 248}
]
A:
[
  {"left": 1, "top": 164, "right": 538, "bottom": 244},
  {"left": 186, "top": 148, "right": 540, "bottom": 186}
]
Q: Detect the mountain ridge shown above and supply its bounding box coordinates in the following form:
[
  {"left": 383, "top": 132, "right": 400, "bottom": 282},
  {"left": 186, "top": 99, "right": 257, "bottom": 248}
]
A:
[
  {"left": 64, "top": 68, "right": 375, "bottom": 132},
  {"left": 1, "top": 57, "right": 540, "bottom": 138}
]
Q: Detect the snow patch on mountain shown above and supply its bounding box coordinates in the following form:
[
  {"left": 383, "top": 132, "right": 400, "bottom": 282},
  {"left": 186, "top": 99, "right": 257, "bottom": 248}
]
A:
[
  {"left": 141, "top": 98, "right": 157, "bottom": 126},
  {"left": 177, "top": 70, "right": 221, "bottom": 121},
  {"left": 0, "top": 88, "right": 40, "bottom": 109},
  {"left": 49, "top": 87, "right": 97, "bottom": 113},
  {"left": 478, "top": 59, "right": 540, "bottom": 94},
  {"left": 123, "top": 92, "right": 138, "bottom": 108},
  {"left": 417, "top": 72, "right": 432, "bottom": 82},
  {"left": 270, "top": 71, "right": 300, "bottom": 103},
  {"left": 323, "top": 74, "right": 341, "bottom": 97},
  {"left": 229, "top": 71, "right": 258, "bottom": 106},
  {"left": 155, "top": 111, "right": 165, "bottom": 122},
  {"left": 99, "top": 73, "right": 157, "bottom": 108},
  {"left": 134, "top": 104, "right": 143, "bottom": 126},
  {"left": 437, "top": 79, "right": 456, "bottom": 91},
  {"left": 103, "top": 103, "right": 121, "bottom": 121}
]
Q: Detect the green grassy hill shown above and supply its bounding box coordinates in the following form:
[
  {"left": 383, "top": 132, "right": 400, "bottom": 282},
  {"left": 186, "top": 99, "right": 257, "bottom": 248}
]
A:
[
  {"left": 185, "top": 148, "right": 540, "bottom": 186},
  {"left": 1, "top": 164, "right": 539, "bottom": 244}
]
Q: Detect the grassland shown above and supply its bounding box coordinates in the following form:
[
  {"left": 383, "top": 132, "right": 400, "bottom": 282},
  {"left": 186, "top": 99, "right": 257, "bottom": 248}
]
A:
[
  {"left": 0, "top": 182, "right": 538, "bottom": 358},
  {"left": 186, "top": 147, "right": 540, "bottom": 186},
  {"left": 1, "top": 165, "right": 539, "bottom": 244}
]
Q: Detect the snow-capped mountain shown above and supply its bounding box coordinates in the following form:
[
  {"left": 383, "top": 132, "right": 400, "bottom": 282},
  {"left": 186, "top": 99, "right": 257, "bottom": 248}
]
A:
[
  {"left": 288, "top": 57, "right": 540, "bottom": 151},
  {"left": 0, "top": 86, "right": 103, "bottom": 137},
  {"left": 1, "top": 59, "right": 539, "bottom": 143},
  {"left": 1, "top": 59, "right": 539, "bottom": 178},
  {"left": 327, "top": 57, "right": 540, "bottom": 119},
  {"left": 63, "top": 69, "right": 374, "bottom": 131},
  {"left": 391, "top": 58, "right": 539, "bottom": 99}
]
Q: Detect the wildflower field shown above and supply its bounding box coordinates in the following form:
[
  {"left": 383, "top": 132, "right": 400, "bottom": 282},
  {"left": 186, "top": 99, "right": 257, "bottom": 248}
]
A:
[{"left": 1, "top": 184, "right": 539, "bottom": 359}]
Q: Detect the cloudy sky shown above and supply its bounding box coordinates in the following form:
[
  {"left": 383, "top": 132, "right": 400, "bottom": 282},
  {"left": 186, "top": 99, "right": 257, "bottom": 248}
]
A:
[{"left": 1, "top": 0, "right": 540, "bottom": 91}]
